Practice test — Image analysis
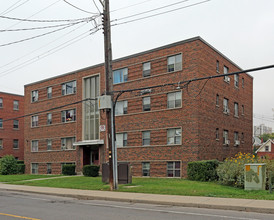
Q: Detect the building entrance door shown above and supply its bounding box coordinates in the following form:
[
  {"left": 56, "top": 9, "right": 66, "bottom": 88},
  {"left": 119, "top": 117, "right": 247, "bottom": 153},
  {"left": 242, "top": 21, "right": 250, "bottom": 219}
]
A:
[{"left": 83, "top": 146, "right": 99, "bottom": 166}]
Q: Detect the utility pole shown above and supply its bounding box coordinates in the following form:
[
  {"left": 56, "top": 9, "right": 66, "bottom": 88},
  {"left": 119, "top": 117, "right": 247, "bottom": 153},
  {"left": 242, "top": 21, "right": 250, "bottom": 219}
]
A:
[{"left": 100, "top": 0, "right": 117, "bottom": 190}]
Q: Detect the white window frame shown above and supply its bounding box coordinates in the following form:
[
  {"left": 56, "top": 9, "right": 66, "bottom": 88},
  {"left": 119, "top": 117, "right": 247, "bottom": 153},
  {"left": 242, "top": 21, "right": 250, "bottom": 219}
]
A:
[
  {"left": 47, "top": 87, "right": 52, "bottom": 99},
  {"left": 143, "top": 62, "right": 151, "bottom": 77},
  {"left": 234, "top": 74, "right": 239, "bottom": 87},
  {"left": 142, "top": 162, "right": 150, "bottom": 176},
  {"left": 223, "top": 98, "right": 229, "bottom": 114},
  {"left": 224, "top": 66, "right": 230, "bottom": 82},
  {"left": 31, "top": 115, "right": 38, "bottom": 127},
  {"left": 13, "top": 120, "right": 19, "bottom": 129},
  {"left": 13, "top": 100, "right": 19, "bottom": 110},
  {"left": 142, "top": 131, "right": 150, "bottom": 146},
  {"left": 216, "top": 60, "right": 220, "bottom": 73},
  {"left": 13, "top": 139, "right": 19, "bottom": 149},
  {"left": 0, "top": 118, "right": 3, "bottom": 128},
  {"left": 31, "top": 90, "right": 38, "bottom": 102},
  {"left": 167, "top": 161, "right": 181, "bottom": 177},
  {"left": 167, "top": 128, "right": 181, "bottom": 145},
  {"left": 167, "top": 54, "right": 182, "bottom": 72},
  {"left": 223, "top": 130, "right": 229, "bottom": 145},
  {"left": 0, "top": 98, "right": 2, "bottom": 108},
  {"left": 62, "top": 81, "right": 76, "bottom": 95},
  {"left": 47, "top": 163, "right": 52, "bottom": 174},
  {"left": 234, "top": 132, "right": 239, "bottom": 146},
  {"left": 116, "top": 133, "right": 128, "bottom": 147},
  {"left": 31, "top": 140, "right": 38, "bottom": 152},
  {"left": 234, "top": 102, "right": 239, "bottom": 117},
  {"left": 61, "top": 137, "right": 76, "bottom": 150},
  {"left": 115, "top": 100, "right": 128, "bottom": 115},
  {"left": 31, "top": 163, "right": 38, "bottom": 174},
  {"left": 113, "top": 68, "right": 128, "bottom": 84},
  {"left": 0, "top": 139, "right": 3, "bottom": 149},
  {"left": 216, "top": 128, "right": 219, "bottom": 140},
  {"left": 47, "top": 113, "right": 52, "bottom": 125},
  {"left": 47, "top": 139, "right": 52, "bottom": 151},
  {"left": 216, "top": 94, "right": 219, "bottom": 106},
  {"left": 167, "top": 91, "right": 181, "bottom": 109},
  {"left": 143, "top": 97, "right": 151, "bottom": 111},
  {"left": 61, "top": 109, "right": 76, "bottom": 122}
]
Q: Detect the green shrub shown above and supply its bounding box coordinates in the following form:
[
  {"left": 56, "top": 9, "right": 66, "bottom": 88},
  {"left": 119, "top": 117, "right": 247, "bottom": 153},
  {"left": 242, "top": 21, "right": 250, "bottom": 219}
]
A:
[
  {"left": 17, "top": 160, "right": 24, "bottom": 164},
  {"left": 0, "top": 155, "right": 18, "bottom": 175},
  {"left": 83, "top": 165, "right": 100, "bottom": 177},
  {"left": 62, "top": 164, "right": 76, "bottom": 175},
  {"left": 17, "top": 164, "right": 25, "bottom": 174},
  {"left": 187, "top": 160, "right": 219, "bottom": 181},
  {"left": 217, "top": 152, "right": 257, "bottom": 188}
]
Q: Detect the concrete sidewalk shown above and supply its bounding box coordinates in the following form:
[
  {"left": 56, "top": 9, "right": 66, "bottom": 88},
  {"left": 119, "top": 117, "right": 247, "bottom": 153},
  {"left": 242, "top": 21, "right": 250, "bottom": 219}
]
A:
[{"left": 0, "top": 183, "right": 274, "bottom": 214}]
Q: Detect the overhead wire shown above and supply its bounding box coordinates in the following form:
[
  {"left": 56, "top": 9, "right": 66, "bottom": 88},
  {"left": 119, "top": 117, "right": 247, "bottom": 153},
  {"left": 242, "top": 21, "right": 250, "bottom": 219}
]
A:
[
  {"left": 63, "top": 0, "right": 99, "bottom": 15},
  {"left": 0, "top": 0, "right": 31, "bottom": 16},
  {"left": 110, "top": 0, "right": 154, "bottom": 13},
  {"left": 93, "top": 0, "right": 102, "bottom": 14},
  {"left": 112, "top": 0, "right": 210, "bottom": 26}
]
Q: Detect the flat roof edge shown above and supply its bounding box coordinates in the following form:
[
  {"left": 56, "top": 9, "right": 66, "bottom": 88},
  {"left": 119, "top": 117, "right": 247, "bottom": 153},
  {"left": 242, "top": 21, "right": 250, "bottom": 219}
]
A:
[{"left": 0, "top": 91, "right": 24, "bottom": 97}]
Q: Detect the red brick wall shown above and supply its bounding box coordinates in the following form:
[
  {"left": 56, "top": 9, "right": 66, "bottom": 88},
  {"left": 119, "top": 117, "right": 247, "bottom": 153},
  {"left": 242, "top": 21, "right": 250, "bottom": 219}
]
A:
[
  {"left": 24, "top": 37, "right": 253, "bottom": 177},
  {"left": 0, "top": 92, "right": 24, "bottom": 160}
]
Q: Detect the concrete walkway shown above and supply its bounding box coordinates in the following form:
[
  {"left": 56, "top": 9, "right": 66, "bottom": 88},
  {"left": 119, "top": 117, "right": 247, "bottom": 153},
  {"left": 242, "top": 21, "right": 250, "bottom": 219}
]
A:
[{"left": 0, "top": 183, "right": 274, "bottom": 214}]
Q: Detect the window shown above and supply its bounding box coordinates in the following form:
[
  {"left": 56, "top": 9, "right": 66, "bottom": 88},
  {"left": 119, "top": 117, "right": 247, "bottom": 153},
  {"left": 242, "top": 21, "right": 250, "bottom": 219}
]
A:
[
  {"left": 13, "top": 120, "right": 19, "bottom": 129},
  {"left": 242, "top": 105, "right": 244, "bottom": 115},
  {"left": 47, "top": 87, "right": 52, "bottom": 99},
  {"left": 116, "top": 133, "right": 127, "bottom": 147},
  {"left": 47, "top": 113, "right": 52, "bottom": 125},
  {"left": 0, "top": 139, "right": 3, "bottom": 149},
  {"left": 13, "top": 100, "right": 19, "bottom": 110},
  {"left": 31, "top": 163, "right": 38, "bottom": 174},
  {"left": 61, "top": 109, "right": 76, "bottom": 122},
  {"left": 142, "top": 162, "right": 150, "bottom": 176},
  {"left": 47, "top": 163, "right": 52, "bottom": 174},
  {"left": 265, "top": 146, "right": 269, "bottom": 152},
  {"left": 47, "top": 139, "right": 52, "bottom": 151},
  {"left": 115, "top": 100, "right": 128, "bottom": 115},
  {"left": 216, "top": 94, "right": 219, "bottom": 106},
  {"left": 216, "top": 128, "right": 219, "bottom": 140},
  {"left": 241, "top": 133, "right": 244, "bottom": 142},
  {"left": 234, "top": 74, "right": 239, "bottom": 87},
  {"left": 31, "top": 140, "right": 38, "bottom": 152},
  {"left": 113, "top": 68, "right": 128, "bottom": 84},
  {"left": 167, "top": 54, "right": 182, "bottom": 72},
  {"left": 61, "top": 137, "right": 76, "bottom": 150},
  {"left": 167, "top": 161, "right": 180, "bottom": 177},
  {"left": 13, "top": 139, "right": 19, "bottom": 149},
  {"left": 0, "top": 118, "right": 2, "bottom": 128},
  {"left": 143, "top": 62, "right": 151, "bottom": 77},
  {"left": 0, "top": 98, "right": 2, "bottom": 108},
  {"left": 242, "top": 77, "right": 244, "bottom": 88},
  {"left": 142, "top": 131, "right": 150, "bottom": 146},
  {"left": 216, "top": 60, "right": 220, "bottom": 73},
  {"left": 234, "top": 102, "right": 239, "bottom": 117},
  {"left": 62, "top": 81, "right": 76, "bottom": 95},
  {"left": 31, "top": 115, "right": 38, "bottom": 127},
  {"left": 223, "top": 98, "right": 229, "bottom": 114},
  {"left": 224, "top": 66, "right": 230, "bottom": 82},
  {"left": 143, "top": 97, "right": 151, "bottom": 111},
  {"left": 167, "top": 128, "right": 181, "bottom": 145},
  {"left": 167, "top": 91, "right": 181, "bottom": 108},
  {"left": 31, "top": 90, "right": 38, "bottom": 102},
  {"left": 223, "top": 130, "right": 229, "bottom": 145},
  {"left": 234, "top": 132, "right": 239, "bottom": 146}
]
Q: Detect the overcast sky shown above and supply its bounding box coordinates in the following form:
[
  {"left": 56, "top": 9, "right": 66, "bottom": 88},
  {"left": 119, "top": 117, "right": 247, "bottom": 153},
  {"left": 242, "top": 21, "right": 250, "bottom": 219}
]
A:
[{"left": 0, "top": 0, "right": 273, "bottom": 130}]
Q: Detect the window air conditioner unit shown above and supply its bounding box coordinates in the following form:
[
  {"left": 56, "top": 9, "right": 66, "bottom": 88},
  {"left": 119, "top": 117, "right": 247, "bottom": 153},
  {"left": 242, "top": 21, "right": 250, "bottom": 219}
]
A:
[
  {"left": 225, "top": 140, "right": 230, "bottom": 145},
  {"left": 224, "top": 77, "right": 230, "bottom": 83},
  {"left": 235, "top": 140, "right": 240, "bottom": 146},
  {"left": 223, "top": 109, "right": 230, "bottom": 114}
]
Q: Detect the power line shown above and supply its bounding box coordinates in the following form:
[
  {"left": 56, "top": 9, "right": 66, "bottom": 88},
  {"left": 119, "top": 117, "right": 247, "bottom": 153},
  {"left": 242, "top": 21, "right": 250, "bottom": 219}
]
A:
[
  {"left": 0, "top": 20, "right": 89, "bottom": 47},
  {"left": 112, "top": 0, "right": 210, "bottom": 26},
  {"left": 0, "top": 27, "right": 100, "bottom": 77},
  {"left": 110, "top": 0, "right": 154, "bottom": 13},
  {"left": 0, "top": 0, "right": 30, "bottom": 16},
  {"left": 3, "top": 98, "right": 96, "bottom": 122},
  {"left": 63, "top": 0, "right": 99, "bottom": 15},
  {"left": 93, "top": 0, "right": 101, "bottom": 14}
]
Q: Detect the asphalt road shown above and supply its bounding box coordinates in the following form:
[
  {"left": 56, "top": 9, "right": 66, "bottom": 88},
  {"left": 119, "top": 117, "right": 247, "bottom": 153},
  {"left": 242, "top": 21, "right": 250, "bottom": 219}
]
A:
[{"left": 0, "top": 190, "right": 274, "bottom": 220}]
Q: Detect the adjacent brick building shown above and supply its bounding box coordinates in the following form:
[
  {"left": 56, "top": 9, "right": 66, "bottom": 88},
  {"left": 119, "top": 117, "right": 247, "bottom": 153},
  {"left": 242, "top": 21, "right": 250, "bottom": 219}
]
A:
[
  {"left": 0, "top": 92, "right": 24, "bottom": 160},
  {"left": 24, "top": 37, "right": 253, "bottom": 177}
]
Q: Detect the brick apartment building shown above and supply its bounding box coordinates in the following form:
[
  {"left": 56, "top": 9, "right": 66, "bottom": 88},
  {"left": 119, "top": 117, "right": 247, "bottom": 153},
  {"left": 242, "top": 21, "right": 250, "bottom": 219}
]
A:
[
  {"left": 24, "top": 36, "right": 253, "bottom": 177},
  {"left": 0, "top": 92, "right": 24, "bottom": 160}
]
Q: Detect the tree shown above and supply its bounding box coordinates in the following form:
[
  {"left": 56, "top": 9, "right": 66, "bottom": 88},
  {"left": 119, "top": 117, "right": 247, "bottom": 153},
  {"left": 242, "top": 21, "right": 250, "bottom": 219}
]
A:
[{"left": 259, "top": 133, "right": 274, "bottom": 142}]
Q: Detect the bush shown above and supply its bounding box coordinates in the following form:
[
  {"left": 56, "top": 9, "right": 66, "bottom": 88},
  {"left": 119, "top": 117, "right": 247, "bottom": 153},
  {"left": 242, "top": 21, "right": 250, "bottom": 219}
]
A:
[
  {"left": 17, "top": 164, "right": 25, "bottom": 174},
  {"left": 17, "top": 160, "right": 24, "bottom": 164},
  {"left": 187, "top": 160, "right": 219, "bottom": 181},
  {"left": 217, "top": 152, "right": 257, "bottom": 188},
  {"left": 62, "top": 164, "right": 76, "bottom": 175},
  {"left": 0, "top": 155, "right": 18, "bottom": 175},
  {"left": 258, "top": 156, "right": 274, "bottom": 189},
  {"left": 83, "top": 165, "right": 100, "bottom": 177}
]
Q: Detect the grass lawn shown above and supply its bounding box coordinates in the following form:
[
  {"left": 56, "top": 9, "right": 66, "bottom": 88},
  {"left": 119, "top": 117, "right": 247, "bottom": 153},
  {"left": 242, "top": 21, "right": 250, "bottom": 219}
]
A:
[
  {"left": 0, "top": 174, "right": 61, "bottom": 183},
  {"left": 1, "top": 175, "right": 273, "bottom": 200}
]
